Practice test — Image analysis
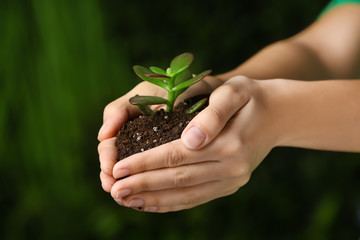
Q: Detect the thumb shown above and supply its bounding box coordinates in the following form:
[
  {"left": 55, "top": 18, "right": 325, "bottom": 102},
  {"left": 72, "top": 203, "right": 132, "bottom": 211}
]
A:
[{"left": 181, "top": 79, "right": 251, "bottom": 150}]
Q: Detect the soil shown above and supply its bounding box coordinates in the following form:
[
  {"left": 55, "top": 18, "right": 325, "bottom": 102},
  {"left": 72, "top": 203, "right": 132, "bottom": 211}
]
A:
[{"left": 115, "top": 94, "right": 209, "bottom": 160}]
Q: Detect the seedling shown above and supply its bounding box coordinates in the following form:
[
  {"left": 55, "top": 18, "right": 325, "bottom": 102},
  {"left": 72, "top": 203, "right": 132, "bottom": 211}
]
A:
[{"left": 130, "top": 53, "right": 211, "bottom": 115}]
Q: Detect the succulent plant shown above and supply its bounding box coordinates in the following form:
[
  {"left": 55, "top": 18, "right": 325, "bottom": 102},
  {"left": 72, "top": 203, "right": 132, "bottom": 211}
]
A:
[{"left": 130, "top": 53, "right": 211, "bottom": 115}]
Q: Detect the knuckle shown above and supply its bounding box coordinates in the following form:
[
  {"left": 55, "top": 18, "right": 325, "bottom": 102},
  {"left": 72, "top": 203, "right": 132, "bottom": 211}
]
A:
[
  {"left": 222, "top": 176, "right": 251, "bottom": 198},
  {"left": 229, "top": 163, "right": 250, "bottom": 179},
  {"left": 224, "top": 156, "right": 251, "bottom": 179},
  {"left": 146, "top": 195, "right": 160, "bottom": 207},
  {"left": 222, "top": 78, "right": 251, "bottom": 104},
  {"left": 184, "top": 191, "right": 201, "bottom": 205},
  {"left": 229, "top": 186, "right": 240, "bottom": 195},
  {"left": 173, "top": 170, "right": 191, "bottom": 187},
  {"left": 232, "top": 172, "right": 251, "bottom": 190},
  {"left": 97, "top": 141, "right": 105, "bottom": 154},
  {"left": 103, "top": 103, "right": 115, "bottom": 116},
  {"left": 207, "top": 106, "right": 224, "bottom": 127},
  {"left": 225, "top": 185, "right": 241, "bottom": 197},
  {"left": 221, "top": 137, "right": 243, "bottom": 157},
  {"left": 214, "top": 83, "right": 239, "bottom": 100},
  {"left": 139, "top": 178, "right": 150, "bottom": 191},
  {"left": 102, "top": 163, "right": 113, "bottom": 175},
  {"left": 241, "top": 173, "right": 251, "bottom": 186},
  {"left": 136, "top": 157, "right": 148, "bottom": 172},
  {"left": 165, "top": 145, "right": 186, "bottom": 167}
]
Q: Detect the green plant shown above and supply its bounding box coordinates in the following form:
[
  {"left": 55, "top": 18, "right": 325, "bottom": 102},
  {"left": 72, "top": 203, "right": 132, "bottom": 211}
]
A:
[{"left": 130, "top": 53, "right": 212, "bottom": 115}]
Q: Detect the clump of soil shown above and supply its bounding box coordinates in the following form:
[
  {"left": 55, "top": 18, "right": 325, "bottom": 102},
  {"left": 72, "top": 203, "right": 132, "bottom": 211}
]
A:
[{"left": 115, "top": 95, "right": 208, "bottom": 160}]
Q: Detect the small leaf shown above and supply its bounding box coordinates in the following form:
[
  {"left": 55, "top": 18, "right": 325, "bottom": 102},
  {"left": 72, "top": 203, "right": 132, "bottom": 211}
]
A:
[
  {"left": 166, "top": 67, "right": 173, "bottom": 75},
  {"left": 173, "top": 69, "right": 192, "bottom": 99},
  {"left": 172, "top": 70, "right": 212, "bottom": 92},
  {"left": 150, "top": 66, "right": 167, "bottom": 75},
  {"left": 170, "top": 53, "right": 194, "bottom": 76},
  {"left": 185, "top": 98, "right": 208, "bottom": 114},
  {"left": 133, "top": 65, "right": 169, "bottom": 90},
  {"left": 129, "top": 95, "right": 169, "bottom": 105},
  {"left": 174, "top": 69, "right": 192, "bottom": 86},
  {"left": 136, "top": 105, "right": 154, "bottom": 116},
  {"left": 145, "top": 73, "right": 170, "bottom": 79}
]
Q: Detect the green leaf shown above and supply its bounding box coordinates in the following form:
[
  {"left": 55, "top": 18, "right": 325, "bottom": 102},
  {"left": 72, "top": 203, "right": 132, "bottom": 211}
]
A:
[
  {"left": 135, "top": 105, "right": 154, "bottom": 116},
  {"left": 129, "top": 95, "right": 170, "bottom": 105},
  {"left": 185, "top": 98, "right": 208, "bottom": 114},
  {"left": 172, "top": 70, "right": 212, "bottom": 92},
  {"left": 133, "top": 65, "right": 169, "bottom": 90},
  {"left": 145, "top": 73, "right": 170, "bottom": 80},
  {"left": 166, "top": 67, "right": 173, "bottom": 75},
  {"left": 150, "top": 66, "right": 167, "bottom": 75},
  {"left": 170, "top": 53, "right": 193, "bottom": 76},
  {"left": 174, "top": 69, "right": 192, "bottom": 86},
  {"left": 173, "top": 69, "right": 192, "bottom": 99}
]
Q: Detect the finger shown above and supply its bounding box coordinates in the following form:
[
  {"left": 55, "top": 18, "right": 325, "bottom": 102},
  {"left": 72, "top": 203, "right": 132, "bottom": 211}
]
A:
[
  {"left": 98, "top": 81, "right": 172, "bottom": 141},
  {"left": 98, "top": 102, "right": 135, "bottom": 141},
  {"left": 121, "top": 179, "right": 239, "bottom": 212},
  {"left": 98, "top": 137, "right": 118, "bottom": 175},
  {"left": 144, "top": 203, "right": 198, "bottom": 213},
  {"left": 112, "top": 139, "right": 213, "bottom": 179},
  {"left": 111, "top": 161, "right": 225, "bottom": 200},
  {"left": 181, "top": 77, "right": 251, "bottom": 150},
  {"left": 132, "top": 203, "right": 199, "bottom": 213},
  {"left": 98, "top": 76, "right": 220, "bottom": 141},
  {"left": 174, "top": 76, "right": 221, "bottom": 104},
  {"left": 100, "top": 171, "right": 116, "bottom": 193}
]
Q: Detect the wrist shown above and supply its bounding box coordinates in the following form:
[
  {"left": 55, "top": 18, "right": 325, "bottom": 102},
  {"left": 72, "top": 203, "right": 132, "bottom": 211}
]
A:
[
  {"left": 256, "top": 79, "right": 294, "bottom": 148},
  {"left": 259, "top": 79, "right": 360, "bottom": 151}
]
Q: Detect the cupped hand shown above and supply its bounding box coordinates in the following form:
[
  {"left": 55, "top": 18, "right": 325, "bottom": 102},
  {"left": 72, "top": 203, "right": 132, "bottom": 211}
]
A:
[
  {"left": 98, "top": 76, "right": 223, "bottom": 192},
  {"left": 110, "top": 76, "right": 283, "bottom": 212}
]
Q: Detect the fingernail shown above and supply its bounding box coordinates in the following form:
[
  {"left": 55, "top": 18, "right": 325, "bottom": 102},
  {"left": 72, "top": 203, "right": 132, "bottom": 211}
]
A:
[
  {"left": 101, "top": 181, "right": 112, "bottom": 191},
  {"left": 128, "top": 198, "right": 144, "bottom": 208},
  {"left": 116, "top": 189, "right": 131, "bottom": 199},
  {"left": 182, "top": 126, "right": 206, "bottom": 149},
  {"left": 114, "top": 169, "right": 130, "bottom": 179},
  {"left": 98, "top": 120, "right": 109, "bottom": 140},
  {"left": 146, "top": 206, "right": 158, "bottom": 212}
]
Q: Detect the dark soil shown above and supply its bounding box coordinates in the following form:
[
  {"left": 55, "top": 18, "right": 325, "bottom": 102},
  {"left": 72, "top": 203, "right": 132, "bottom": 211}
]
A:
[{"left": 115, "top": 95, "right": 208, "bottom": 160}]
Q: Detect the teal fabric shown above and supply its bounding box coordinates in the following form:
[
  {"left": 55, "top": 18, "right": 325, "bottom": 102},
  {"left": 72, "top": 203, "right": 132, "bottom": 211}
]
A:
[{"left": 321, "top": 0, "right": 360, "bottom": 16}]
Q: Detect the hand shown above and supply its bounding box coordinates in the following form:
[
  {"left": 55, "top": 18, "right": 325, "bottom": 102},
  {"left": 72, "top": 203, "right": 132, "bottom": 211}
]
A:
[
  {"left": 110, "top": 76, "right": 283, "bottom": 212},
  {"left": 98, "top": 76, "right": 223, "bottom": 193}
]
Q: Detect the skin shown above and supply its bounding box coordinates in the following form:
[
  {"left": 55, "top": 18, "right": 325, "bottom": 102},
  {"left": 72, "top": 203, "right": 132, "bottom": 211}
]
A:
[{"left": 97, "top": 4, "right": 360, "bottom": 212}]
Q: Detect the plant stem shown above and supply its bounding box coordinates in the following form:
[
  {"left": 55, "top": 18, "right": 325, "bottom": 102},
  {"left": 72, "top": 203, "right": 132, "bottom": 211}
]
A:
[
  {"left": 166, "top": 78, "right": 175, "bottom": 112},
  {"left": 166, "top": 91, "right": 175, "bottom": 112}
]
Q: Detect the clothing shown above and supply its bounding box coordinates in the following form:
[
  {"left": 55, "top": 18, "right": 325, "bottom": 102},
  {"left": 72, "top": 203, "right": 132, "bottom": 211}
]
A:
[{"left": 321, "top": 0, "right": 360, "bottom": 16}]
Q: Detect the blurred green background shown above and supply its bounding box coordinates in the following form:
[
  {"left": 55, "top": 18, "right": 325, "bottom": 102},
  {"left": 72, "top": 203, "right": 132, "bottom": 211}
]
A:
[{"left": 1, "top": 0, "right": 359, "bottom": 239}]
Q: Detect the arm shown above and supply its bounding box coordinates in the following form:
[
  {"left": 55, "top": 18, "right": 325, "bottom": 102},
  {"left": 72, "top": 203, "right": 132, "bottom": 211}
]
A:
[
  {"left": 98, "top": 4, "right": 360, "bottom": 142},
  {"left": 215, "top": 4, "right": 360, "bottom": 81},
  {"left": 263, "top": 79, "right": 360, "bottom": 152},
  {"left": 110, "top": 77, "right": 360, "bottom": 212},
  {"left": 98, "top": 4, "right": 360, "bottom": 212}
]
